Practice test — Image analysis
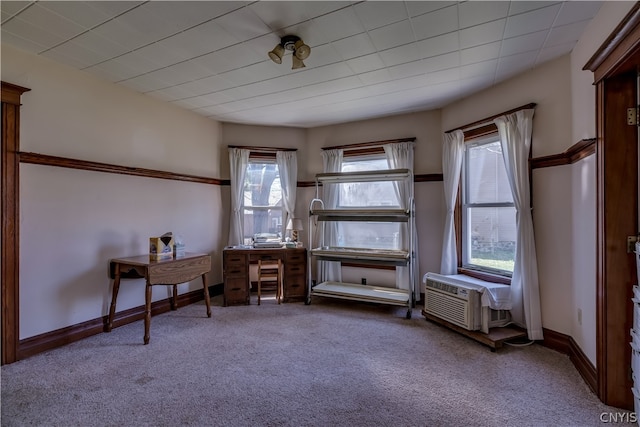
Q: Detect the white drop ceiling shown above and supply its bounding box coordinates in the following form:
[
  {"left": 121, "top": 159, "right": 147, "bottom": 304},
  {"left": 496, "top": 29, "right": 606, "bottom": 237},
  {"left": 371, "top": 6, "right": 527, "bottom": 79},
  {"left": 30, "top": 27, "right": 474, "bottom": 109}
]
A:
[{"left": 1, "top": 1, "right": 602, "bottom": 128}]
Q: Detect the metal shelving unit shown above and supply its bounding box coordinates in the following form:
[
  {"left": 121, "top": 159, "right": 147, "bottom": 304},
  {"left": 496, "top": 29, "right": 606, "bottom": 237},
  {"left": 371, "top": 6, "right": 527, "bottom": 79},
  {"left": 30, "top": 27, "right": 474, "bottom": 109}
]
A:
[{"left": 306, "top": 168, "right": 415, "bottom": 318}]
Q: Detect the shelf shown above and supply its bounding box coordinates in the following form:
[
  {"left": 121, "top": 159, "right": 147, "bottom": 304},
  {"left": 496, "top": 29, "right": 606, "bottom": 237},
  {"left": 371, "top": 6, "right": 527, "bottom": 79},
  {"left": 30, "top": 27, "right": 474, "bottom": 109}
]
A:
[
  {"left": 315, "top": 168, "right": 411, "bottom": 183},
  {"left": 312, "top": 281, "right": 411, "bottom": 306},
  {"left": 309, "top": 208, "right": 410, "bottom": 222},
  {"left": 310, "top": 246, "right": 409, "bottom": 266}
]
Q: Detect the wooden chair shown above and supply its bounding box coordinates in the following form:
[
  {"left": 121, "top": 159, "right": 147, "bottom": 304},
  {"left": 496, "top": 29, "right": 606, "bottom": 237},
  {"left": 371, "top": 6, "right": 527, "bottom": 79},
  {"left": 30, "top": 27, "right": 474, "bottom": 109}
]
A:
[{"left": 257, "top": 259, "right": 282, "bottom": 305}]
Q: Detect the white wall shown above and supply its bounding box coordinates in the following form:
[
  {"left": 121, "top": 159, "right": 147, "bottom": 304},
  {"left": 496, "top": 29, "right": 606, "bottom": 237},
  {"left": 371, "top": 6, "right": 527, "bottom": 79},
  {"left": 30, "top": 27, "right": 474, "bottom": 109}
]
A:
[{"left": 2, "top": 45, "right": 225, "bottom": 339}]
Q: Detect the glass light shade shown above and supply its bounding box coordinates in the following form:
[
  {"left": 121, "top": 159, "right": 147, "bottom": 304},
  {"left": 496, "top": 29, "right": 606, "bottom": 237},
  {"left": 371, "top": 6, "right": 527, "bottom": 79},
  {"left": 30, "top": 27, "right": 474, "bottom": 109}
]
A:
[
  {"left": 268, "top": 44, "right": 284, "bottom": 64},
  {"left": 291, "top": 56, "right": 305, "bottom": 70},
  {"left": 294, "top": 40, "right": 311, "bottom": 60}
]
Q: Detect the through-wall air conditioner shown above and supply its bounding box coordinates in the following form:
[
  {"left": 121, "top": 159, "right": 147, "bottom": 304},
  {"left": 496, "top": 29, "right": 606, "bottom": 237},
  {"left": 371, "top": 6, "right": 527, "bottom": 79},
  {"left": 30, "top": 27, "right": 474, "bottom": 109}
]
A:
[{"left": 423, "top": 273, "right": 511, "bottom": 334}]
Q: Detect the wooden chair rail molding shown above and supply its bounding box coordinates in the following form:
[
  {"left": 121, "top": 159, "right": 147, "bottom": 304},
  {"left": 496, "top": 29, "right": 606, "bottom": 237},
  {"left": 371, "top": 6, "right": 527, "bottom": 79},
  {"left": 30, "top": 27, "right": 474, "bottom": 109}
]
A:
[
  {"left": 530, "top": 139, "right": 597, "bottom": 169},
  {"left": 18, "top": 139, "right": 596, "bottom": 189},
  {"left": 19, "top": 152, "right": 227, "bottom": 185}
]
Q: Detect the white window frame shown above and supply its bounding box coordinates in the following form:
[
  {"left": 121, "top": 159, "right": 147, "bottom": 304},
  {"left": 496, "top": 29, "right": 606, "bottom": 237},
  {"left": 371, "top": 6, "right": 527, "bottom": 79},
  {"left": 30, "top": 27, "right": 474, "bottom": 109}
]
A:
[{"left": 461, "top": 135, "right": 515, "bottom": 277}]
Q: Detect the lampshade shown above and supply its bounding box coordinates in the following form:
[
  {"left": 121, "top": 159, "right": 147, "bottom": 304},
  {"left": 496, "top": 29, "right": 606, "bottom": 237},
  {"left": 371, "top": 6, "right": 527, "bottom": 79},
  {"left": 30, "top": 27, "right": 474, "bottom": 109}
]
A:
[
  {"left": 268, "top": 44, "right": 284, "bottom": 64},
  {"left": 294, "top": 40, "right": 311, "bottom": 60},
  {"left": 291, "top": 56, "right": 306, "bottom": 70},
  {"left": 286, "top": 218, "right": 304, "bottom": 231},
  {"left": 268, "top": 35, "right": 311, "bottom": 69}
]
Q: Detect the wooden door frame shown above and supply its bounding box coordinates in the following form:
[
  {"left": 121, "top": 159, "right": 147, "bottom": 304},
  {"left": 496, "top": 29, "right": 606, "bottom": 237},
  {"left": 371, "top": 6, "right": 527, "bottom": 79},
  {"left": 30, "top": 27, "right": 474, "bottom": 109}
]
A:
[
  {"left": 1, "top": 82, "right": 30, "bottom": 365},
  {"left": 584, "top": 2, "right": 640, "bottom": 408}
]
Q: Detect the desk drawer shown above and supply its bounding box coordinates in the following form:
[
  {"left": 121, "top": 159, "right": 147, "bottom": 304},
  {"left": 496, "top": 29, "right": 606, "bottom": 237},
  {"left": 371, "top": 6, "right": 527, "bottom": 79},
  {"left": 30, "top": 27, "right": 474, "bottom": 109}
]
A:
[
  {"left": 224, "top": 252, "right": 247, "bottom": 277},
  {"left": 284, "top": 274, "right": 307, "bottom": 300},
  {"left": 224, "top": 277, "right": 249, "bottom": 306},
  {"left": 286, "top": 250, "right": 306, "bottom": 264},
  {"left": 286, "top": 263, "right": 305, "bottom": 276}
]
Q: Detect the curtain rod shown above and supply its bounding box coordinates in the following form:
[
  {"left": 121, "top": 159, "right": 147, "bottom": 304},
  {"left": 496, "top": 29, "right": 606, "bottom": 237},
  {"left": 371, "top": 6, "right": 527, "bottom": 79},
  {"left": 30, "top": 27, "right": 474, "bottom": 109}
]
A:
[
  {"left": 322, "top": 137, "right": 416, "bottom": 151},
  {"left": 227, "top": 145, "right": 297, "bottom": 152},
  {"left": 444, "top": 103, "right": 536, "bottom": 134}
]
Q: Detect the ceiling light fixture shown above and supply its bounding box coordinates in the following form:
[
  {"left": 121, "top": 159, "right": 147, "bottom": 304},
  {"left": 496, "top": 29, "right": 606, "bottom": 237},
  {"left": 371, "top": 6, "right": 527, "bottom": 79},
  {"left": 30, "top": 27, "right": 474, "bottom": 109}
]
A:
[{"left": 268, "top": 35, "right": 311, "bottom": 69}]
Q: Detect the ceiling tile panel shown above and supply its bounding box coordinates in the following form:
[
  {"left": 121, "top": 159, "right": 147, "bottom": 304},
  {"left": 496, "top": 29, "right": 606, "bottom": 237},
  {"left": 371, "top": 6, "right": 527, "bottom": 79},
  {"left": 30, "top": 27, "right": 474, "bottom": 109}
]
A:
[
  {"left": 545, "top": 20, "right": 590, "bottom": 47},
  {"left": 42, "top": 40, "right": 107, "bottom": 69},
  {"left": 151, "top": 61, "right": 211, "bottom": 82},
  {"left": 219, "top": 61, "right": 284, "bottom": 86},
  {"left": 332, "top": 33, "right": 376, "bottom": 61},
  {"left": 145, "top": 1, "right": 244, "bottom": 32},
  {"left": 369, "top": 20, "right": 415, "bottom": 51},
  {"left": 346, "top": 53, "right": 386, "bottom": 74},
  {"left": 303, "top": 2, "right": 351, "bottom": 18},
  {"left": 458, "top": 59, "right": 498, "bottom": 79},
  {"left": 38, "top": 1, "right": 114, "bottom": 29},
  {"left": 459, "top": 19, "right": 506, "bottom": 49},
  {"left": 215, "top": 7, "right": 272, "bottom": 41},
  {"left": 554, "top": 1, "right": 602, "bottom": 26},
  {"left": 114, "top": 3, "right": 189, "bottom": 41},
  {"left": 133, "top": 42, "right": 192, "bottom": 69},
  {"left": 460, "top": 41, "right": 502, "bottom": 65},
  {"left": 357, "top": 68, "right": 393, "bottom": 86},
  {"left": 411, "top": 5, "right": 458, "bottom": 41},
  {"left": 119, "top": 74, "right": 171, "bottom": 93},
  {"left": 83, "top": 1, "right": 143, "bottom": 17},
  {"left": 302, "top": 43, "right": 343, "bottom": 68},
  {"left": 86, "top": 59, "right": 141, "bottom": 82},
  {"left": 353, "top": 1, "right": 408, "bottom": 31},
  {"left": 313, "top": 6, "right": 366, "bottom": 41},
  {"left": 458, "top": 1, "right": 510, "bottom": 29},
  {"left": 0, "top": 1, "right": 32, "bottom": 17},
  {"left": 495, "top": 51, "right": 537, "bottom": 80},
  {"left": 117, "top": 50, "right": 163, "bottom": 76},
  {"left": 160, "top": 21, "right": 240, "bottom": 58},
  {"left": 415, "top": 32, "right": 460, "bottom": 59},
  {"left": 500, "top": 31, "right": 547, "bottom": 56},
  {"left": 71, "top": 30, "right": 130, "bottom": 61},
  {"left": 503, "top": 3, "right": 562, "bottom": 38},
  {"left": 248, "top": 1, "right": 311, "bottom": 31},
  {"left": 406, "top": 1, "right": 457, "bottom": 18},
  {"left": 508, "top": 1, "right": 560, "bottom": 16},
  {"left": 2, "top": 16, "right": 67, "bottom": 49},
  {"left": 91, "top": 17, "right": 153, "bottom": 51}
]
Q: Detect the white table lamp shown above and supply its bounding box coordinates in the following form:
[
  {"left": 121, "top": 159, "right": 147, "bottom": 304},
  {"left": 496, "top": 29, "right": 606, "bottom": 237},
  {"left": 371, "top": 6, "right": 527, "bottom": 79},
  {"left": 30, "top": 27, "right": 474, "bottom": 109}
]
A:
[{"left": 286, "top": 218, "right": 304, "bottom": 242}]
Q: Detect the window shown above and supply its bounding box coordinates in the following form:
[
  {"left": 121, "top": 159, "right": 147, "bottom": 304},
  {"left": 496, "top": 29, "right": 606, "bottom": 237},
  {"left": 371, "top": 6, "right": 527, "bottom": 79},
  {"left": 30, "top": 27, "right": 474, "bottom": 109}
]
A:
[
  {"left": 243, "top": 161, "right": 282, "bottom": 243},
  {"left": 461, "top": 136, "right": 516, "bottom": 276},
  {"left": 336, "top": 155, "right": 400, "bottom": 249}
]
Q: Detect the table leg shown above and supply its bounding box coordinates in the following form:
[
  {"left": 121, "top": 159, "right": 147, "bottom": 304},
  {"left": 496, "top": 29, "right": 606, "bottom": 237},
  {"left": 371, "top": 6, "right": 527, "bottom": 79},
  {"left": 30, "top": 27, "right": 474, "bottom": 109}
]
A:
[
  {"left": 107, "top": 264, "right": 121, "bottom": 332},
  {"left": 202, "top": 274, "right": 211, "bottom": 318},
  {"left": 171, "top": 285, "right": 178, "bottom": 310},
  {"left": 144, "top": 281, "right": 152, "bottom": 345}
]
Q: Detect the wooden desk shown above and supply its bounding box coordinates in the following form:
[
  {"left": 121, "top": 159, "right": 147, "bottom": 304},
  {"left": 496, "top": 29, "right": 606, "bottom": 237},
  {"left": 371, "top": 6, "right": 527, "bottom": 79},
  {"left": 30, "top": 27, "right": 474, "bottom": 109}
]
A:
[
  {"left": 107, "top": 252, "right": 211, "bottom": 344},
  {"left": 223, "top": 247, "right": 306, "bottom": 306}
]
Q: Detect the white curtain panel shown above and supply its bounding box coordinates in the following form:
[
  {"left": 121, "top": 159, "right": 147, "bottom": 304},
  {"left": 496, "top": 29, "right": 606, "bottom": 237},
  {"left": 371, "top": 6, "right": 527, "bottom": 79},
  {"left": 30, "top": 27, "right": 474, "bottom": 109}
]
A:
[
  {"left": 494, "top": 109, "right": 543, "bottom": 341},
  {"left": 276, "top": 151, "right": 298, "bottom": 233},
  {"left": 319, "top": 149, "right": 343, "bottom": 283},
  {"left": 440, "top": 130, "right": 465, "bottom": 275},
  {"left": 384, "top": 142, "right": 419, "bottom": 300},
  {"left": 227, "top": 148, "right": 249, "bottom": 246}
]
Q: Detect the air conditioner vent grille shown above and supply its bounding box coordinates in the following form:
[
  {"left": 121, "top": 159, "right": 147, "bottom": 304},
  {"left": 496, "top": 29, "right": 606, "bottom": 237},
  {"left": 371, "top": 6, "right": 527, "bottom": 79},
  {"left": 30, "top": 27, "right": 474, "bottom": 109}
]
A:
[{"left": 425, "top": 289, "right": 469, "bottom": 329}]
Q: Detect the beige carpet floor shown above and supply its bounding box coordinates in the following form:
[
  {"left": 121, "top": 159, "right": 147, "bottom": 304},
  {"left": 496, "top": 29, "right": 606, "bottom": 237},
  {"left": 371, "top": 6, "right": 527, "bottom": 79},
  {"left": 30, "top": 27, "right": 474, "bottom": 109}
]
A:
[{"left": 1, "top": 294, "right": 634, "bottom": 427}]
